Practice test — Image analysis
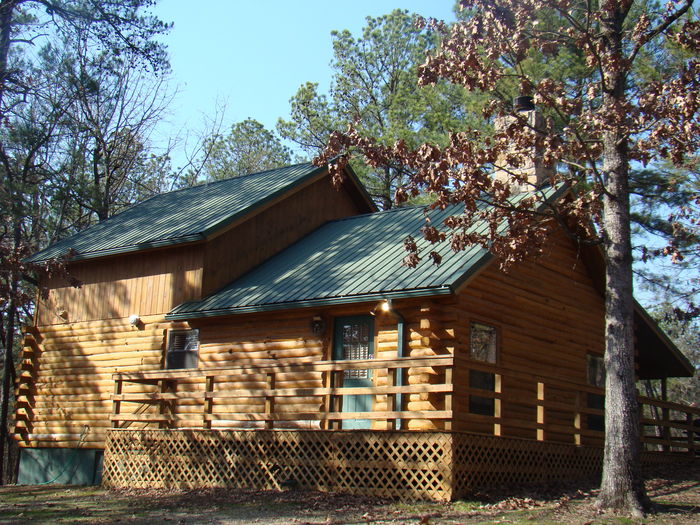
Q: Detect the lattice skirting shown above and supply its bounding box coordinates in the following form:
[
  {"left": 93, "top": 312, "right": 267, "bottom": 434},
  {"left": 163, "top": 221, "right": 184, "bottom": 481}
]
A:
[{"left": 102, "top": 429, "right": 694, "bottom": 501}]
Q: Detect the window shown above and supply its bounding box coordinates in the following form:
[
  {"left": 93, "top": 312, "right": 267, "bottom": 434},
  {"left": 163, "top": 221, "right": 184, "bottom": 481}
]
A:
[
  {"left": 587, "top": 354, "right": 605, "bottom": 388},
  {"left": 333, "top": 317, "right": 374, "bottom": 380},
  {"left": 469, "top": 322, "right": 498, "bottom": 415},
  {"left": 586, "top": 354, "right": 605, "bottom": 431},
  {"left": 166, "top": 329, "right": 199, "bottom": 369},
  {"left": 470, "top": 322, "right": 497, "bottom": 363}
]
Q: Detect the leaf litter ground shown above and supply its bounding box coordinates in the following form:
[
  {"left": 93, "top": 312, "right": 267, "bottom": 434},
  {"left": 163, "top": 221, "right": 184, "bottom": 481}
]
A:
[{"left": 0, "top": 462, "right": 696, "bottom": 524}]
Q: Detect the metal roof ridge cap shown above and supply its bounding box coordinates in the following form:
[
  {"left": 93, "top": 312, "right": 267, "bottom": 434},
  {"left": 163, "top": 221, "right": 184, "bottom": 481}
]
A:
[{"left": 169, "top": 160, "right": 315, "bottom": 194}]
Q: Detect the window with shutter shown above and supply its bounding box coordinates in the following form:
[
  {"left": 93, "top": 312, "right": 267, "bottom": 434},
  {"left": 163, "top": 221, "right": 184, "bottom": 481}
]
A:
[
  {"left": 468, "top": 322, "right": 499, "bottom": 416},
  {"left": 166, "top": 329, "right": 199, "bottom": 369},
  {"left": 586, "top": 353, "right": 605, "bottom": 431}
]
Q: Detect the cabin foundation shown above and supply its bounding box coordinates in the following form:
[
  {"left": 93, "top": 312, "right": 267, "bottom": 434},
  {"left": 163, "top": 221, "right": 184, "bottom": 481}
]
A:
[{"left": 101, "top": 429, "right": 693, "bottom": 501}]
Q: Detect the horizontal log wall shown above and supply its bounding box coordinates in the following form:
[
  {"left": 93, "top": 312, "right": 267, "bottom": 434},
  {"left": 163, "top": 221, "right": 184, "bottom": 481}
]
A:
[
  {"left": 38, "top": 246, "right": 204, "bottom": 325},
  {"left": 14, "top": 315, "right": 190, "bottom": 448},
  {"left": 16, "top": 295, "right": 453, "bottom": 449},
  {"left": 447, "top": 228, "right": 606, "bottom": 444}
]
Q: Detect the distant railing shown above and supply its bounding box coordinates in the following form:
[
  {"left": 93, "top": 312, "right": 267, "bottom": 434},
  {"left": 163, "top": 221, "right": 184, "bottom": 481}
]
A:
[
  {"left": 111, "top": 355, "right": 454, "bottom": 431},
  {"left": 110, "top": 354, "right": 699, "bottom": 456}
]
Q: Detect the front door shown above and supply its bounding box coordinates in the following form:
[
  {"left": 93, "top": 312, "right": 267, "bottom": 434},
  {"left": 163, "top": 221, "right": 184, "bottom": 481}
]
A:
[{"left": 333, "top": 316, "right": 374, "bottom": 429}]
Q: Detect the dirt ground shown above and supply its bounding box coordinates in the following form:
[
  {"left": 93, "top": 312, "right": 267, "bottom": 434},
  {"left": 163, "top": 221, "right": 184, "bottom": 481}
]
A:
[{"left": 0, "top": 463, "right": 697, "bottom": 524}]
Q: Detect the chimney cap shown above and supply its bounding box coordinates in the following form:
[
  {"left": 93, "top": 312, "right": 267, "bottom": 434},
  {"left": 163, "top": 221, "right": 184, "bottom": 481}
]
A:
[{"left": 514, "top": 95, "right": 535, "bottom": 112}]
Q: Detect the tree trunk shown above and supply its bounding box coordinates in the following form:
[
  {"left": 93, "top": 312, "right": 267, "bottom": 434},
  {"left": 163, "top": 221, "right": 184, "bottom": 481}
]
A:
[
  {"left": 0, "top": 256, "right": 18, "bottom": 485},
  {"left": 596, "top": 3, "right": 649, "bottom": 516},
  {"left": 0, "top": 0, "right": 16, "bottom": 116}
]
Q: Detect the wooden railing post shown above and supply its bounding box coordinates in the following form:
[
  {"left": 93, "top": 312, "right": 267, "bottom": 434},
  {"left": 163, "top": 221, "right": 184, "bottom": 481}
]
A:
[
  {"left": 320, "top": 370, "right": 331, "bottom": 430},
  {"left": 158, "top": 379, "right": 177, "bottom": 429},
  {"left": 386, "top": 367, "right": 396, "bottom": 430},
  {"left": 536, "top": 382, "right": 545, "bottom": 441},
  {"left": 494, "top": 373, "right": 502, "bottom": 437},
  {"left": 203, "top": 375, "right": 214, "bottom": 429},
  {"left": 661, "top": 406, "right": 671, "bottom": 453},
  {"left": 112, "top": 376, "right": 123, "bottom": 429},
  {"left": 688, "top": 412, "right": 696, "bottom": 456},
  {"left": 443, "top": 366, "right": 453, "bottom": 431},
  {"left": 574, "top": 391, "right": 582, "bottom": 446},
  {"left": 264, "top": 372, "right": 275, "bottom": 429}
]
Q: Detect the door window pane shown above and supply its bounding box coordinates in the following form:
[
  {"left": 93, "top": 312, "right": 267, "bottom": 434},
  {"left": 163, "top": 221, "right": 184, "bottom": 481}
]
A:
[{"left": 337, "top": 318, "right": 373, "bottom": 379}]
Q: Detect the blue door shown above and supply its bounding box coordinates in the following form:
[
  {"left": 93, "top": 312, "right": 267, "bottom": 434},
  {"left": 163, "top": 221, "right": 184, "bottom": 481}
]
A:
[{"left": 333, "top": 316, "right": 374, "bottom": 429}]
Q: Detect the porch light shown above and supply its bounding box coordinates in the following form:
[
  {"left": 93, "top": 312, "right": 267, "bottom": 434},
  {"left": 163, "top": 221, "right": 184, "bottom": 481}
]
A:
[
  {"left": 370, "top": 299, "right": 392, "bottom": 316},
  {"left": 311, "top": 315, "right": 325, "bottom": 336},
  {"left": 128, "top": 314, "right": 141, "bottom": 327}
]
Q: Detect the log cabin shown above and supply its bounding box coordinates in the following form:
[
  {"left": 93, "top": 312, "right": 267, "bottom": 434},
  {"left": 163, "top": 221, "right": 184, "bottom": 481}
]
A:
[{"left": 13, "top": 153, "right": 696, "bottom": 499}]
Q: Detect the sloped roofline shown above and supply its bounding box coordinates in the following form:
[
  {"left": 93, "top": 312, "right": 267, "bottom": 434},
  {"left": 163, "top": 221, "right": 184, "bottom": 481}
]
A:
[{"left": 26, "top": 162, "right": 375, "bottom": 264}]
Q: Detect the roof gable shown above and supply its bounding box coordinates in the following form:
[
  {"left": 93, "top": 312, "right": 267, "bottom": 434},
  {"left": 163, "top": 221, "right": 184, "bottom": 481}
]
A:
[{"left": 28, "top": 163, "right": 343, "bottom": 263}]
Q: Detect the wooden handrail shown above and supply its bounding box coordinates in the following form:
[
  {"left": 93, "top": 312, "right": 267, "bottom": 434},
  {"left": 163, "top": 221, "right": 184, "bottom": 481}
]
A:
[{"left": 113, "top": 355, "right": 454, "bottom": 381}]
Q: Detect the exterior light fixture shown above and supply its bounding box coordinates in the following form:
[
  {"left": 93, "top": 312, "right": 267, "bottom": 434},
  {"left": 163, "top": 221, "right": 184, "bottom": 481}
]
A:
[
  {"left": 311, "top": 315, "right": 326, "bottom": 336},
  {"left": 370, "top": 299, "right": 393, "bottom": 316}
]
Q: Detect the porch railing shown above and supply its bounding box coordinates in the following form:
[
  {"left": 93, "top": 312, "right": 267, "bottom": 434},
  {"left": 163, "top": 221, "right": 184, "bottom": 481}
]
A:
[
  {"left": 111, "top": 355, "right": 453, "bottom": 431},
  {"left": 110, "top": 354, "right": 698, "bottom": 455}
]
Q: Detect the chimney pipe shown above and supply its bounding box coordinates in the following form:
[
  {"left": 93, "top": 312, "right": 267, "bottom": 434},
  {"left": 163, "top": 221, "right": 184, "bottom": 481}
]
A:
[
  {"left": 494, "top": 96, "right": 554, "bottom": 192},
  {"left": 513, "top": 95, "right": 535, "bottom": 112}
]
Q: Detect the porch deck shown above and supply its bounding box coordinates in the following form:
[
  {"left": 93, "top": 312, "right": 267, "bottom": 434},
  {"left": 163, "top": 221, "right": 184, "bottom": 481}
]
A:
[{"left": 102, "top": 355, "right": 698, "bottom": 500}]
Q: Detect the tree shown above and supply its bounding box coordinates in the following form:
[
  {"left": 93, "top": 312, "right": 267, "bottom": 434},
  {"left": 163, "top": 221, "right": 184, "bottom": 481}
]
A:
[
  {"left": 632, "top": 159, "right": 699, "bottom": 316},
  {"left": 0, "top": 0, "right": 170, "bottom": 484},
  {"left": 278, "top": 9, "right": 474, "bottom": 210},
  {"left": 58, "top": 28, "right": 173, "bottom": 224},
  {"left": 200, "top": 118, "right": 292, "bottom": 182},
  {"left": 316, "top": 0, "right": 698, "bottom": 515}
]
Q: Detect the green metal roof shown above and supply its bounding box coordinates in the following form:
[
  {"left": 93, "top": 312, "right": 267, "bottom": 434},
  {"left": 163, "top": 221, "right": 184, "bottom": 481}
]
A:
[
  {"left": 167, "top": 204, "right": 492, "bottom": 320},
  {"left": 168, "top": 185, "right": 568, "bottom": 320},
  {"left": 27, "top": 162, "right": 329, "bottom": 263}
]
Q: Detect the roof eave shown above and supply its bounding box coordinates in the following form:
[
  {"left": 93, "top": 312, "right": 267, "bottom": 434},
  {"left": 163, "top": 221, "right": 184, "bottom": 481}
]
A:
[
  {"left": 165, "top": 286, "right": 454, "bottom": 321},
  {"left": 25, "top": 233, "right": 205, "bottom": 264}
]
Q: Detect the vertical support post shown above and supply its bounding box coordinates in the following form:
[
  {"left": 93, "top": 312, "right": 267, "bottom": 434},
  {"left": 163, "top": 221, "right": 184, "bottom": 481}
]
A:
[
  {"left": 574, "top": 391, "right": 582, "bottom": 446},
  {"left": 158, "top": 379, "right": 177, "bottom": 429},
  {"left": 264, "top": 372, "right": 275, "bottom": 429},
  {"left": 386, "top": 367, "right": 396, "bottom": 430},
  {"left": 687, "top": 412, "right": 695, "bottom": 456},
  {"left": 203, "top": 375, "right": 214, "bottom": 430},
  {"left": 493, "top": 373, "right": 502, "bottom": 437},
  {"left": 661, "top": 378, "right": 670, "bottom": 453},
  {"left": 321, "top": 370, "right": 331, "bottom": 430},
  {"left": 111, "top": 377, "right": 123, "bottom": 429},
  {"left": 536, "top": 382, "right": 545, "bottom": 441},
  {"left": 444, "top": 366, "right": 453, "bottom": 431}
]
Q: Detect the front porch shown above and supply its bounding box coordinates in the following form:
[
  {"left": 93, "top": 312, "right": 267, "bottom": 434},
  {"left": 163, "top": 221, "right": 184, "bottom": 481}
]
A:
[{"left": 102, "top": 355, "right": 698, "bottom": 500}]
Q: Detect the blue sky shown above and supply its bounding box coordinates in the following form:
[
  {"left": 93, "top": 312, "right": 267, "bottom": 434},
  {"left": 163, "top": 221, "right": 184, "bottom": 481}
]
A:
[{"left": 152, "top": 1, "right": 457, "bottom": 160}]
